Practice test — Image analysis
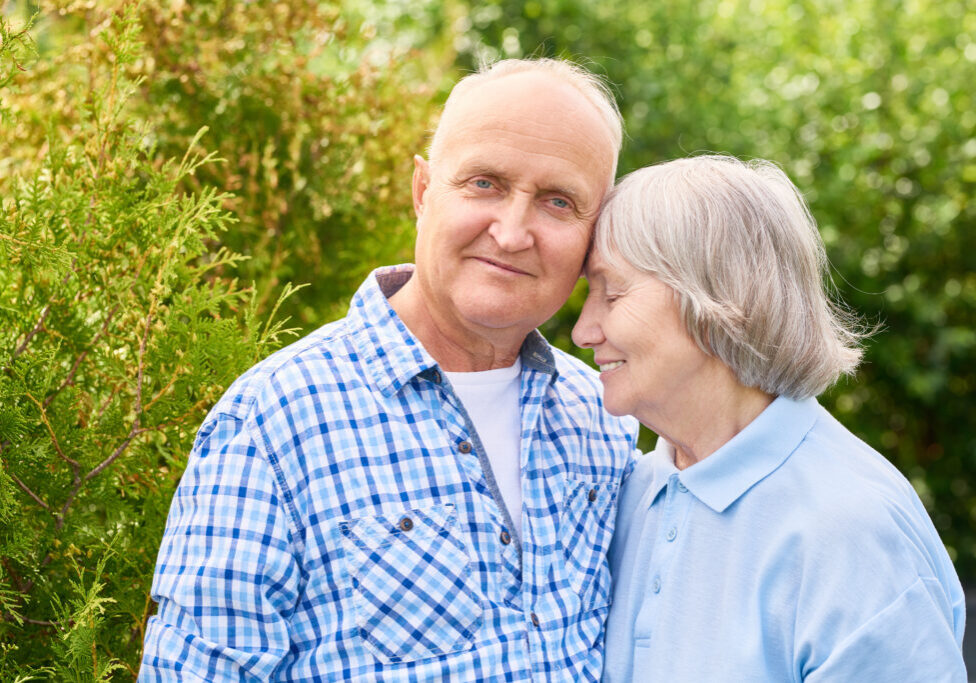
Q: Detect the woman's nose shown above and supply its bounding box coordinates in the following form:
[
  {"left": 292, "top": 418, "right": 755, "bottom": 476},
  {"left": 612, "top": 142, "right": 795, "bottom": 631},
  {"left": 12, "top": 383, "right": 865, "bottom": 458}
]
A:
[{"left": 572, "top": 297, "right": 604, "bottom": 349}]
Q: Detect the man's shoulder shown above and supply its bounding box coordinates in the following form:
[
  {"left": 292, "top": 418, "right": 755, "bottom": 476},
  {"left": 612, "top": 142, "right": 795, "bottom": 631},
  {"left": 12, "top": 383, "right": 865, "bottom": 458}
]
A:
[
  {"left": 550, "top": 346, "right": 600, "bottom": 393},
  {"left": 548, "top": 346, "right": 639, "bottom": 435},
  {"left": 209, "top": 315, "right": 366, "bottom": 422}
]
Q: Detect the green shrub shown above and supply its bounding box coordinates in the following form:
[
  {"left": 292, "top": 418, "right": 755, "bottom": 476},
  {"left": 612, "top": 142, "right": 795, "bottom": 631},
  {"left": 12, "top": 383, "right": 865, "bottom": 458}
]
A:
[
  {"left": 0, "top": 7, "right": 300, "bottom": 676},
  {"left": 131, "top": 0, "right": 449, "bottom": 328}
]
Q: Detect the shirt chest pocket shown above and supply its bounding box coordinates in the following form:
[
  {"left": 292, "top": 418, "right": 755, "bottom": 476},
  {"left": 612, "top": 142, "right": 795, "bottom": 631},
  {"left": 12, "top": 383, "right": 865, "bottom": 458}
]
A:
[
  {"left": 339, "top": 504, "right": 484, "bottom": 664},
  {"left": 558, "top": 480, "right": 619, "bottom": 611}
]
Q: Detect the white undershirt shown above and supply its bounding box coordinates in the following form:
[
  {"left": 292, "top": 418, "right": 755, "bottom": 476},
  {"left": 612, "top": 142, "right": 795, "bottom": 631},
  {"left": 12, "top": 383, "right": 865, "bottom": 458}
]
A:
[{"left": 444, "top": 359, "right": 523, "bottom": 529}]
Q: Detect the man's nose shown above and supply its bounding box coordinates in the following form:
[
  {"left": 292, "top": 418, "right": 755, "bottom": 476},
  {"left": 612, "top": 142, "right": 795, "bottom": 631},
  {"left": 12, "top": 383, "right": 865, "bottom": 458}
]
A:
[{"left": 488, "top": 195, "right": 535, "bottom": 252}]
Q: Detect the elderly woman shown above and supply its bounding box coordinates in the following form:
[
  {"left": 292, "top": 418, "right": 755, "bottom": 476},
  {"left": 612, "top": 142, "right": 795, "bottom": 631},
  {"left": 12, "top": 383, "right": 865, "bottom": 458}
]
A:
[{"left": 573, "top": 155, "right": 967, "bottom": 681}]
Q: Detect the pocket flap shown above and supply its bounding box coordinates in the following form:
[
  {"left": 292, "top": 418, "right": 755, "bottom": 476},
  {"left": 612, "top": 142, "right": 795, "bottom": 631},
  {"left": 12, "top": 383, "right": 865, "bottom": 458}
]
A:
[{"left": 340, "top": 504, "right": 456, "bottom": 550}]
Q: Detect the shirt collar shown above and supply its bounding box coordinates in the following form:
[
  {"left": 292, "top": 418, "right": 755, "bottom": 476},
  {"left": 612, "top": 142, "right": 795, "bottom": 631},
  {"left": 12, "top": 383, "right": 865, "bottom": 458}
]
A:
[
  {"left": 644, "top": 395, "right": 821, "bottom": 513},
  {"left": 349, "top": 265, "right": 558, "bottom": 397},
  {"left": 520, "top": 329, "right": 557, "bottom": 375}
]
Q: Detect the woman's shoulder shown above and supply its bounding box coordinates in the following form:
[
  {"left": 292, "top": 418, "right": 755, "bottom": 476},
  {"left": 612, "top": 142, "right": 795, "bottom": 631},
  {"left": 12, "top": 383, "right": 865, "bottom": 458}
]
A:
[
  {"left": 764, "top": 408, "right": 957, "bottom": 586},
  {"left": 784, "top": 407, "right": 925, "bottom": 522}
]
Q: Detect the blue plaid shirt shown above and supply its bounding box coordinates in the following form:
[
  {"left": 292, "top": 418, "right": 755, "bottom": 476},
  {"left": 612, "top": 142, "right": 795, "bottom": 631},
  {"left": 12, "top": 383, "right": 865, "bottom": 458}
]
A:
[{"left": 140, "top": 265, "right": 639, "bottom": 682}]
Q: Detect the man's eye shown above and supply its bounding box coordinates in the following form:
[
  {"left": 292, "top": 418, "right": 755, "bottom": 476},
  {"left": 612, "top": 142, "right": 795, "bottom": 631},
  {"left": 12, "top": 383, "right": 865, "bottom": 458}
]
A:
[
  {"left": 551, "top": 197, "right": 570, "bottom": 209},
  {"left": 474, "top": 179, "right": 493, "bottom": 189}
]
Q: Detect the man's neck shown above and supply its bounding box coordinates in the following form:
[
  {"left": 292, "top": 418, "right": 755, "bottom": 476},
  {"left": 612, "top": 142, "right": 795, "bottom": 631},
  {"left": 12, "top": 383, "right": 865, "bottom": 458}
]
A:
[{"left": 387, "top": 277, "right": 525, "bottom": 372}]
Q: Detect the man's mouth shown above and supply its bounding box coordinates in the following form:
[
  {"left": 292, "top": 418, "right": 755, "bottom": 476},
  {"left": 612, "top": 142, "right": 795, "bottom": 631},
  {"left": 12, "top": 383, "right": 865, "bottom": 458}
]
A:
[{"left": 475, "top": 257, "right": 530, "bottom": 276}]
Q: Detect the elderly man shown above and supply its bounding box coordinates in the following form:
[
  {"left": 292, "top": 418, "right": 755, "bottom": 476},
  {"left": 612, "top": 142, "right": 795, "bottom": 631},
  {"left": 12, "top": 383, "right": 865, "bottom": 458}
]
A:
[{"left": 140, "top": 58, "right": 638, "bottom": 681}]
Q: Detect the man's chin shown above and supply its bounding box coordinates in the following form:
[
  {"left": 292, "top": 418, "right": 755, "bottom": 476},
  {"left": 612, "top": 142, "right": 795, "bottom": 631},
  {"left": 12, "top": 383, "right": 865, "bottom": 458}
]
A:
[
  {"left": 456, "top": 302, "right": 537, "bottom": 334},
  {"left": 451, "top": 290, "right": 562, "bottom": 337}
]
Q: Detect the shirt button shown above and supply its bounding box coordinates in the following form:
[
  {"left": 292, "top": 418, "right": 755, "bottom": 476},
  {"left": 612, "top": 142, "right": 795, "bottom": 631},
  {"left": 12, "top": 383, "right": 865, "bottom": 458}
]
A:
[
  {"left": 652, "top": 577, "right": 662, "bottom": 593},
  {"left": 677, "top": 481, "right": 688, "bottom": 493},
  {"left": 458, "top": 441, "right": 472, "bottom": 454},
  {"left": 530, "top": 612, "right": 541, "bottom": 628},
  {"left": 500, "top": 530, "right": 511, "bottom": 545},
  {"left": 398, "top": 516, "right": 414, "bottom": 532},
  {"left": 587, "top": 488, "right": 597, "bottom": 502},
  {"left": 666, "top": 527, "right": 677, "bottom": 541}
]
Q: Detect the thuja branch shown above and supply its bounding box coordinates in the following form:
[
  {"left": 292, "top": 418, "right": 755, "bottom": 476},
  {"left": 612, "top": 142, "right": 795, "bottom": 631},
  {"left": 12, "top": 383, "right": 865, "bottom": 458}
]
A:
[
  {"left": 54, "top": 298, "right": 155, "bottom": 531},
  {"left": 6, "top": 262, "right": 79, "bottom": 372},
  {"left": 7, "top": 470, "right": 50, "bottom": 511},
  {"left": 0, "top": 232, "right": 36, "bottom": 248},
  {"left": 55, "top": 422, "right": 148, "bottom": 533},
  {"left": 143, "top": 368, "right": 182, "bottom": 414},
  {"left": 25, "top": 391, "right": 81, "bottom": 472},
  {"left": 11, "top": 305, "right": 50, "bottom": 359},
  {"left": 84, "top": 424, "right": 148, "bottom": 486},
  {"left": 43, "top": 304, "right": 120, "bottom": 409}
]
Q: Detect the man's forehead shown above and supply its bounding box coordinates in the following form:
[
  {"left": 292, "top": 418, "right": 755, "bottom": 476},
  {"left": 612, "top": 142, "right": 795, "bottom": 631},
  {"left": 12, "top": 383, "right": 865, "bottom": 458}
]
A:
[
  {"left": 436, "top": 73, "right": 617, "bottom": 172},
  {"left": 582, "top": 252, "right": 608, "bottom": 278}
]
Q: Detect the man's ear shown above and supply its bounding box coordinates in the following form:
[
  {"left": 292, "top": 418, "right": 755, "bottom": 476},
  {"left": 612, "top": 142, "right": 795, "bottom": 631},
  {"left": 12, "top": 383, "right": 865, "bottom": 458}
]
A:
[{"left": 412, "top": 155, "right": 430, "bottom": 219}]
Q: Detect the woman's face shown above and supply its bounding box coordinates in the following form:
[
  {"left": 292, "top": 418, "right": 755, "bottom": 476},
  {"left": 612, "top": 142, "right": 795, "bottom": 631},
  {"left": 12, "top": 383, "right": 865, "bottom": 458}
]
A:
[{"left": 572, "top": 250, "right": 714, "bottom": 424}]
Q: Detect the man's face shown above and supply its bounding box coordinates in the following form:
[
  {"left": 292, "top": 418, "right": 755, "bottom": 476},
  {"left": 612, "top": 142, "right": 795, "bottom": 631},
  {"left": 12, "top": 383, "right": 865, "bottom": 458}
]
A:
[{"left": 411, "top": 72, "right": 617, "bottom": 341}]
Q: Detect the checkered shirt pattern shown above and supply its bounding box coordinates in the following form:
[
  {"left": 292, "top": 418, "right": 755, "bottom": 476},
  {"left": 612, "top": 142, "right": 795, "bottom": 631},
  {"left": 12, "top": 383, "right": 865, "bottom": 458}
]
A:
[{"left": 139, "top": 265, "right": 639, "bottom": 682}]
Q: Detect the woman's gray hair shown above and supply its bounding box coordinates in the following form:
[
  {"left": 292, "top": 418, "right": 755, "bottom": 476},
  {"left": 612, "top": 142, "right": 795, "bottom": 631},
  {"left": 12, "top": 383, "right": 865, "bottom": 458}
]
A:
[
  {"left": 429, "top": 57, "right": 623, "bottom": 182},
  {"left": 596, "top": 154, "right": 867, "bottom": 399}
]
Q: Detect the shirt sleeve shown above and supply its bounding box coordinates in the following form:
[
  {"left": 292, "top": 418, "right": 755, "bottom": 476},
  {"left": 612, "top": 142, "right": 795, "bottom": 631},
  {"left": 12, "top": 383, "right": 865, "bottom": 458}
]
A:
[
  {"left": 139, "top": 413, "right": 302, "bottom": 681},
  {"left": 804, "top": 576, "right": 967, "bottom": 682}
]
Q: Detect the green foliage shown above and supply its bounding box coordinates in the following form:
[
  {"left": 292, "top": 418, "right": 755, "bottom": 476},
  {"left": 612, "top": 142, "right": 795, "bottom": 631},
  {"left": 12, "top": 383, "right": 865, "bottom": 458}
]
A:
[
  {"left": 460, "top": 0, "right": 976, "bottom": 576},
  {"left": 130, "top": 0, "right": 447, "bottom": 327},
  {"left": 0, "top": 5, "right": 301, "bottom": 676},
  {"left": 50, "top": 550, "right": 127, "bottom": 682}
]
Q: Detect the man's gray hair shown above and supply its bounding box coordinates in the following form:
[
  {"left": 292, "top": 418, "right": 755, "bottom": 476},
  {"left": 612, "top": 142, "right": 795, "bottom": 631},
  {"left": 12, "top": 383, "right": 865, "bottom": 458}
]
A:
[
  {"left": 429, "top": 57, "right": 623, "bottom": 181},
  {"left": 596, "top": 154, "right": 867, "bottom": 399}
]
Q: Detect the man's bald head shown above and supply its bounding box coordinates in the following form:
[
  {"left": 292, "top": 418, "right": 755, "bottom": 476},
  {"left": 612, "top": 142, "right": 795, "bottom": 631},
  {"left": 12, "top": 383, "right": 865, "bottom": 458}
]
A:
[{"left": 428, "top": 58, "right": 623, "bottom": 185}]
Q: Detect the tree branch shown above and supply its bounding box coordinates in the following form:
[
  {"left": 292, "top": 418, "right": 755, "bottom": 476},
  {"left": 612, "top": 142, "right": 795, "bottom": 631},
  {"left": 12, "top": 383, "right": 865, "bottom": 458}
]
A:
[
  {"left": 43, "top": 305, "right": 120, "bottom": 409},
  {"left": 142, "top": 366, "right": 183, "bottom": 413},
  {"left": 1, "top": 557, "right": 28, "bottom": 594},
  {"left": 7, "top": 470, "right": 50, "bottom": 510},
  {"left": 94, "top": 385, "right": 120, "bottom": 423},
  {"left": 53, "top": 299, "right": 155, "bottom": 531},
  {"left": 0, "top": 232, "right": 36, "bottom": 248},
  {"left": 11, "top": 305, "right": 50, "bottom": 360},
  {"left": 6, "top": 264, "right": 77, "bottom": 370},
  {"left": 84, "top": 425, "right": 147, "bottom": 484},
  {"left": 24, "top": 392, "right": 81, "bottom": 471},
  {"left": 1, "top": 612, "right": 57, "bottom": 627}
]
